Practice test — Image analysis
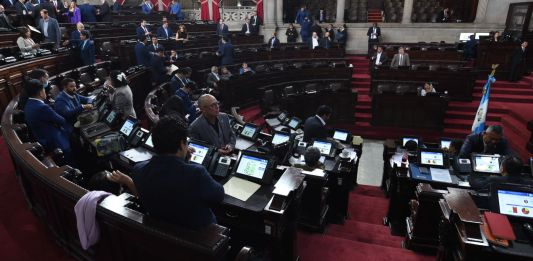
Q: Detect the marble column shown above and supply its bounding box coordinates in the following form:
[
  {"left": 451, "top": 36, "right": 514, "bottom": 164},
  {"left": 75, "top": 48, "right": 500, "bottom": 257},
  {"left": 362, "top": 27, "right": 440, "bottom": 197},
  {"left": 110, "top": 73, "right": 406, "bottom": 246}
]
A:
[
  {"left": 401, "top": 0, "right": 413, "bottom": 24},
  {"left": 474, "top": 0, "right": 489, "bottom": 23},
  {"left": 276, "top": 0, "right": 283, "bottom": 25},
  {"left": 336, "top": 0, "right": 346, "bottom": 24},
  {"left": 264, "top": 0, "right": 275, "bottom": 25}
]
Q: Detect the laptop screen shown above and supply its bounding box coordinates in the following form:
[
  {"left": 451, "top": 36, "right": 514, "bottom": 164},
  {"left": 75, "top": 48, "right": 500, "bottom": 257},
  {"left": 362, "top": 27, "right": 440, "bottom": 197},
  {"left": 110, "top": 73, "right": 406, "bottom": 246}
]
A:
[
  {"left": 288, "top": 118, "right": 300, "bottom": 129},
  {"left": 119, "top": 118, "right": 136, "bottom": 137},
  {"left": 272, "top": 132, "right": 290, "bottom": 145},
  {"left": 333, "top": 130, "right": 349, "bottom": 142},
  {"left": 473, "top": 154, "right": 501, "bottom": 173},
  {"left": 420, "top": 150, "right": 444, "bottom": 167},
  {"left": 105, "top": 111, "right": 117, "bottom": 125},
  {"left": 144, "top": 134, "right": 154, "bottom": 149},
  {"left": 241, "top": 124, "right": 258, "bottom": 139},
  {"left": 312, "top": 140, "right": 333, "bottom": 156},
  {"left": 402, "top": 137, "right": 419, "bottom": 147},
  {"left": 235, "top": 154, "right": 269, "bottom": 180},
  {"left": 497, "top": 189, "right": 533, "bottom": 219},
  {"left": 189, "top": 142, "right": 210, "bottom": 165},
  {"left": 440, "top": 140, "right": 452, "bottom": 150}
]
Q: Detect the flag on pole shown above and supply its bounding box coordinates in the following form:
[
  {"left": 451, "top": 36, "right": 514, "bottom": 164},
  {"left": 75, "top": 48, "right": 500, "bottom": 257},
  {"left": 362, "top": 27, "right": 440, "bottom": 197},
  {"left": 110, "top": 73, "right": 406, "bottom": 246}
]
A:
[{"left": 471, "top": 65, "right": 498, "bottom": 134}]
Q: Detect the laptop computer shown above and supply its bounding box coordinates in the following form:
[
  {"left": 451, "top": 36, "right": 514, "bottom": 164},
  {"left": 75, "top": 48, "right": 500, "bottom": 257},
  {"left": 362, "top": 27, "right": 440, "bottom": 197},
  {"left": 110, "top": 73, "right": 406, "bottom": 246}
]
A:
[
  {"left": 271, "top": 131, "right": 290, "bottom": 146},
  {"left": 472, "top": 154, "right": 502, "bottom": 174},
  {"left": 311, "top": 139, "right": 336, "bottom": 158},
  {"left": 332, "top": 129, "right": 350, "bottom": 143},
  {"left": 492, "top": 183, "right": 533, "bottom": 243}
]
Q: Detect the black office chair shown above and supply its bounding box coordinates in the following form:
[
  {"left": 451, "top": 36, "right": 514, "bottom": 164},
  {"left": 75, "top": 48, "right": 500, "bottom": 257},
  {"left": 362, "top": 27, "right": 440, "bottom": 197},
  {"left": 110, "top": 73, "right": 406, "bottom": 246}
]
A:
[
  {"left": 79, "top": 73, "right": 93, "bottom": 86},
  {"left": 283, "top": 86, "right": 296, "bottom": 97}
]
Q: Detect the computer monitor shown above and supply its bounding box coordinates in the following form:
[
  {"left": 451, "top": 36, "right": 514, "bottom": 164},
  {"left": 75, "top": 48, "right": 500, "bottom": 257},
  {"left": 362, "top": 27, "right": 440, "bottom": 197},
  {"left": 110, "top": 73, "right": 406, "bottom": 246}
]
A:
[
  {"left": 459, "top": 32, "right": 474, "bottom": 41},
  {"left": 475, "top": 32, "right": 490, "bottom": 39},
  {"left": 287, "top": 117, "right": 301, "bottom": 130},
  {"left": 240, "top": 123, "right": 260, "bottom": 140},
  {"left": 119, "top": 117, "right": 137, "bottom": 137},
  {"left": 472, "top": 154, "right": 501, "bottom": 174},
  {"left": 144, "top": 133, "right": 154, "bottom": 150},
  {"left": 402, "top": 137, "right": 419, "bottom": 147},
  {"left": 493, "top": 185, "right": 533, "bottom": 219},
  {"left": 332, "top": 129, "right": 350, "bottom": 143},
  {"left": 419, "top": 149, "right": 445, "bottom": 167},
  {"left": 440, "top": 139, "right": 452, "bottom": 150},
  {"left": 271, "top": 131, "right": 290, "bottom": 146},
  {"left": 188, "top": 141, "right": 213, "bottom": 166},
  {"left": 104, "top": 110, "right": 118, "bottom": 125},
  {"left": 233, "top": 151, "right": 271, "bottom": 183},
  {"left": 311, "top": 139, "right": 334, "bottom": 157}
]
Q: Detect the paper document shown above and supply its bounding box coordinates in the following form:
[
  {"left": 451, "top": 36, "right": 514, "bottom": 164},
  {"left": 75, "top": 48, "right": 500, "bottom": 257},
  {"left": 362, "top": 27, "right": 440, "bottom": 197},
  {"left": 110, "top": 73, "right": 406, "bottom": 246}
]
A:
[
  {"left": 430, "top": 168, "right": 452, "bottom": 183},
  {"left": 223, "top": 177, "right": 261, "bottom": 201},
  {"left": 28, "top": 25, "right": 41, "bottom": 34}
]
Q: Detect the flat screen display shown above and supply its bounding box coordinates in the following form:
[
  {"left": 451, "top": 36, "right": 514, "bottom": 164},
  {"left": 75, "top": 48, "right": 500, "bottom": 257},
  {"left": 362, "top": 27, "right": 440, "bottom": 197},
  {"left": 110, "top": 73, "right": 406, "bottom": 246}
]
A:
[
  {"left": 189, "top": 142, "right": 209, "bottom": 165},
  {"left": 440, "top": 140, "right": 452, "bottom": 150},
  {"left": 333, "top": 130, "right": 349, "bottom": 142},
  {"left": 459, "top": 33, "right": 474, "bottom": 41},
  {"left": 119, "top": 118, "right": 135, "bottom": 136},
  {"left": 498, "top": 190, "right": 533, "bottom": 219},
  {"left": 288, "top": 118, "right": 300, "bottom": 129},
  {"left": 236, "top": 154, "right": 268, "bottom": 179},
  {"left": 144, "top": 134, "right": 153, "bottom": 149},
  {"left": 474, "top": 155, "right": 501, "bottom": 173},
  {"left": 241, "top": 124, "right": 258, "bottom": 139},
  {"left": 271, "top": 132, "right": 290, "bottom": 145},
  {"left": 312, "top": 140, "right": 333, "bottom": 156},
  {"left": 402, "top": 137, "right": 419, "bottom": 147},
  {"left": 420, "top": 151, "right": 444, "bottom": 167}
]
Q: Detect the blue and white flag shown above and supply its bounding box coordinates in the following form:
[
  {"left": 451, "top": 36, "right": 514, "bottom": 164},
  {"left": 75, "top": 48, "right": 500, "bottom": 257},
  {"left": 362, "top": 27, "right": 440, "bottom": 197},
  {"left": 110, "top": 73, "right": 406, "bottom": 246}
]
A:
[{"left": 471, "top": 75, "right": 496, "bottom": 134}]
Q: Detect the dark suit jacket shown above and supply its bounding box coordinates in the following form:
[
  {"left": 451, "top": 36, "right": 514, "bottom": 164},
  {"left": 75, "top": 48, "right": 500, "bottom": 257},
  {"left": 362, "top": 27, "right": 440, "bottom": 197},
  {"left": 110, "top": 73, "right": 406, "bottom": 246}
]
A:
[
  {"left": 367, "top": 26, "right": 381, "bottom": 41},
  {"left": 241, "top": 23, "right": 252, "bottom": 35},
  {"left": 79, "top": 4, "right": 96, "bottom": 22},
  {"left": 53, "top": 91, "right": 90, "bottom": 134},
  {"left": 70, "top": 29, "right": 91, "bottom": 48},
  {"left": 511, "top": 47, "right": 527, "bottom": 66},
  {"left": 372, "top": 52, "right": 388, "bottom": 65},
  {"left": 336, "top": 29, "right": 347, "bottom": 44},
  {"left": 39, "top": 17, "right": 61, "bottom": 47},
  {"left": 24, "top": 98, "right": 70, "bottom": 153},
  {"left": 189, "top": 113, "right": 236, "bottom": 149},
  {"left": 156, "top": 26, "right": 173, "bottom": 39},
  {"left": 267, "top": 37, "right": 280, "bottom": 49},
  {"left": 216, "top": 23, "right": 229, "bottom": 36},
  {"left": 311, "top": 24, "right": 323, "bottom": 38},
  {"left": 206, "top": 72, "right": 221, "bottom": 87},
  {"left": 468, "top": 175, "right": 533, "bottom": 191},
  {"left": 320, "top": 37, "right": 332, "bottom": 49},
  {"left": 80, "top": 39, "right": 95, "bottom": 65},
  {"left": 459, "top": 132, "right": 511, "bottom": 158},
  {"left": 250, "top": 15, "right": 261, "bottom": 34},
  {"left": 147, "top": 43, "right": 164, "bottom": 53},
  {"left": 112, "top": 1, "right": 121, "bottom": 12},
  {"left": 98, "top": 2, "right": 112, "bottom": 22},
  {"left": 303, "top": 115, "right": 328, "bottom": 142},
  {"left": 316, "top": 10, "right": 326, "bottom": 23},
  {"left": 150, "top": 55, "right": 166, "bottom": 84},
  {"left": 136, "top": 25, "right": 151, "bottom": 39},
  {"left": 0, "top": 14, "right": 15, "bottom": 30},
  {"left": 2, "top": 0, "right": 15, "bottom": 8},
  {"left": 134, "top": 42, "right": 151, "bottom": 66},
  {"left": 14, "top": 0, "right": 29, "bottom": 15},
  {"left": 34, "top": 2, "right": 57, "bottom": 25},
  {"left": 217, "top": 42, "right": 234, "bottom": 65}
]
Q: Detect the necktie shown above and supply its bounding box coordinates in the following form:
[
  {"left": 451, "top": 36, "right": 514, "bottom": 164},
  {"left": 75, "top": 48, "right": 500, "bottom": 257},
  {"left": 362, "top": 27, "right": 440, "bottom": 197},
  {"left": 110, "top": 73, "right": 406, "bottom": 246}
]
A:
[
  {"left": 143, "top": 26, "right": 147, "bottom": 33},
  {"left": 82, "top": 40, "right": 86, "bottom": 49},
  {"left": 165, "top": 29, "right": 168, "bottom": 38},
  {"left": 399, "top": 55, "right": 402, "bottom": 65}
]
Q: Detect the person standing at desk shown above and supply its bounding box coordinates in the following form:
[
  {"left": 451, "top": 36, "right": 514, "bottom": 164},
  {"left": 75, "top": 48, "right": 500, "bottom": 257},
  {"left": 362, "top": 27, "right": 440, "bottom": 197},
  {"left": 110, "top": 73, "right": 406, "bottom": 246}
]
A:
[
  {"left": 367, "top": 22, "right": 381, "bottom": 57},
  {"left": 108, "top": 116, "right": 225, "bottom": 230},
  {"left": 468, "top": 156, "right": 531, "bottom": 190},
  {"left": 303, "top": 105, "right": 332, "bottom": 142},
  {"left": 459, "top": 125, "right": 512, "bottom": 158},
  {"left": 53, "top": 77, "right": 93, "bottom": 134},
  {"left": 189, "top": 94, "right": 236, "bottom": 155}
]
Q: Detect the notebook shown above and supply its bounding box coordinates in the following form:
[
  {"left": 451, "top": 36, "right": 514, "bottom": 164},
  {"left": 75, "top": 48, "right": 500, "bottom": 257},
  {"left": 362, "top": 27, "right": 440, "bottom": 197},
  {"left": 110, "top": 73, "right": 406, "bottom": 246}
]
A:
[{"left": 484, "top": 211, "right": 516, "bottom": 241}]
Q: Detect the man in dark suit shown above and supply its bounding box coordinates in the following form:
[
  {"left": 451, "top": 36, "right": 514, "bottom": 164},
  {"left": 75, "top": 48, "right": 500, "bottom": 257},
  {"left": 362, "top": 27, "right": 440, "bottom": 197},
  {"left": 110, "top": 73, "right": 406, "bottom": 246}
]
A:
[
  {"left": 0, "top": 4, "right": 16, "bottom": 31},
  {"left": 320, "top": 31, "right": 333, "bottom": 49},
  {"left": 135, "top": 37, "right": 151, "bottom": 66},
  {"left": 307, "top": 31, "right": 320, "bottom": 49},
  {"left": 463, "top": 34, "right": 477, "bottom": 60},
  {"left": 336, "top": 24, "right": 347, "bottom": 47},
  {"left": 97, "top": 0, "right": 111, "bottom": 22},
  {"left": 468, "top": 156, "right": 531, "bottom": 191},
  {"left": 267, "top": 32, "right": 280, "bottom": 49},
  {"left": 33, "top": 1, "right": 57, "bottom": 25},
  {"left": 436, "top": 8, "right": 450, "bottom": 23},
  {"left": 2, "top": 0, "right": 14, "bottom": 8},
  {"left": 459, "top": 125, "right": 512, "bottom": 158},
  {"left": 156, "top": 20, "right": 173, "bottom": 39},
  {"left": 112, "top": 0, "right": 121, "bottom": 12},
  {"left": 367, "top": 22, "right": 381, "bottom": 56},
  {"left": 24, "top": 79, "right": 72, "bottom": 158},
  {"left": 175, "top": 82, "right": 197, "bottom": 123},
  {"left": 216, "top": 18, "right": 229, "bottom": 37},
  {"left": 150, "top": 48, "right": 167, "bottom": 85},
  {"left": 249, "top": 11, "right": 261, "bottom": 35},
  {"left": 206, "top": 66, "right": 220, "bottom": 88},
  {"left": 69, "top": 22, "right": 91, "bottom": 48},
  {"left": 216, "top": 37, "right": 234, "bottom": 66},
  {"left": 316, "top": 8, "right": 326, "bottom": 23},
  {"left": 241, "top": 18, "right": 252, "bottom": 36},
  {"left": 39, "top": 9, "right": 61, "bottom": 47},
  {"left": 53, "top": 77, "right": 92, "bottom": 134},
  {"left": 136, "top": 19, "right": 151, "bottom": 39},
  {"left": 79, "top": 30, "right": 95, "bottom": 65},
  {"left": 390, "top": 47, "right": 410, "bottom": 67},
  {"left": 509, "top": 41, "right": 528, "bottom": 82},
  {"left": 14, "top": 0, "right": 31, "bottom": 16},
  {"left": 147, "top": 36, "right": 164, "bottom": 54},
  {"left": 371, "top": 46, "right": 387, "bottom": 68},
  {"left": 303, "top": 105, "right": 332, "bottom": 142},
  {"left": 168, "top": 49, "right": 179, "bottom": 62},
  {"left": 79, "top": 3, "right": 97, "bottom": 22},
  {"left": 311, "top": 20, "right": 323, "bottom": 38},
  {"left": 170, "top": 68, "right": 187, "bottom": 94}
]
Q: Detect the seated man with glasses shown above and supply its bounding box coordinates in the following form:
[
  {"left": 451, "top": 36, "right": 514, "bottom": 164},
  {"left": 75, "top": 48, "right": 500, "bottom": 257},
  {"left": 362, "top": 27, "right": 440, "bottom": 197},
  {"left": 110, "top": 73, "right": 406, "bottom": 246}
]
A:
[{"left": 189, "top": 94, "right": 236, "bottom": 155}]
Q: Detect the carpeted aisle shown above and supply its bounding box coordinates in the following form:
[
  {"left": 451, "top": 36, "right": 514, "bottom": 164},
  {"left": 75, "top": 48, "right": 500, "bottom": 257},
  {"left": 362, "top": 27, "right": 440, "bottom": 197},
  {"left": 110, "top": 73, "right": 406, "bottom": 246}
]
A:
[{"left": 0, "top": 137, "right": 74, "bottom": 261}]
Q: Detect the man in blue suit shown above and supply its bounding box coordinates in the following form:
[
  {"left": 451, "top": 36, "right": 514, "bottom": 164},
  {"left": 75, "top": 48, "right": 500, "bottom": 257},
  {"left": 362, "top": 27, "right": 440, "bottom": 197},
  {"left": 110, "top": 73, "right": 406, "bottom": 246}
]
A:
[
  {"left": 175, "top": 82, "right": 197, "bottom": 123},
  {"left": 168, "top": 0, "right": 183, "bottom": 20},
  {"left": 216, "top": 19, "right": 229, "bottom": 37},
  {"left": 24, "top": 79, "right": 71, "bottom": 157},
  {"left": 112, "top": 0, "right": 121, "bottom": 11},
  {"left": 135, "top": 37, "right": 151, "bottom": 66},
  {"left": 38, "top": 9, "right": 61, "bottom": 47},
  {"left": 150, "top": 48, "right": 167, "bottom": 84},
  {"left": 54, "top": 78, "right": 92, "bottom": 134},
  {"left": 156, "top": 20, "right": 173, "bottom": 39},
  {"left": 70, "top": 22, "right": 91, "bottom": 48},
  {"left": 300, "top": 16, "right": 312, "bottom": 43},
  {"left": 303, "top": 105, "right": 332, "bottom": 142},
  {"left": 141, "top": 0, "right": 152, "bottom": 14},
  {"left": 79, "top": 3, "right": 97, "bottom": 22},
  {"left": 79, "top": 30, "right": 95, "bottom": 65},
  {"left": 136, "top": 19, "right": 151, "bottom": 39},
  {"left": 295, "top": 6, "right": 309, "bottom": 25},
  {"left": 216, "top": 37, "right": 234, "bottom": 66}
]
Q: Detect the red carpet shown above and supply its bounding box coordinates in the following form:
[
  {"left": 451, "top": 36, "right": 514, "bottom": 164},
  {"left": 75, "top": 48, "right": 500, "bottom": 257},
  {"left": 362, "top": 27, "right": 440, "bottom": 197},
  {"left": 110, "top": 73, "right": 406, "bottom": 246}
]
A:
[{"left": 0, "top": 137, "right": 74, "bottom": 261}]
